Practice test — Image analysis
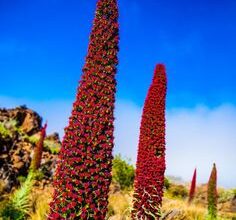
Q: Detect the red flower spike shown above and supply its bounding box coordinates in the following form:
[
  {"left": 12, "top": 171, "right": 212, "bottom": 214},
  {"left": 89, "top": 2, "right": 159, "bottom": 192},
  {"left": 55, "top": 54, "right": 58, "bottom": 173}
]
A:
[
  {"left": 207, "top": 163, "right": 218, "bottom": 219},
  {"left": 48, "top": 0, "right": 119, "bottom": 219},
  {"left": 132, "top": 64, "right": 167, "bottom": 220},
  {"left": 188, "top": 168, "right": 197, "bottom": 204},
  {"left": 30, "top": 123, "right": 47, "bottom": 171}
]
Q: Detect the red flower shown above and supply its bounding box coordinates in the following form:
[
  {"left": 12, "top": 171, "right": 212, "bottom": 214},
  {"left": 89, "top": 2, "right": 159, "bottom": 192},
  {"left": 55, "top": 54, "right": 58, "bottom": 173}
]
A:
[
  {"left": 30, "top": 123, "right": 47, "bottom": 171},
  {"left": 207, "top": 163, "right": 217, "bottom": 218},
  {"left": 48, "top": 0, "right": 119, "bottom": 219},
  {"left": 188, "top": 168, "right": 197, "bottom": 204},
  {"left": 132, "top": 64, "right": 167, "bottom": 219}
]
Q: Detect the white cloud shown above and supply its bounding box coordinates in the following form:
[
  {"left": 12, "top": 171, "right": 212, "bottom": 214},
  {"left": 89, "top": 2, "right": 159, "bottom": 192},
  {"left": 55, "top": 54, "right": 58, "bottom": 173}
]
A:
[
  {"left": 166, "top": 105, "right": 236, "bottom": 188},
  {"left": 0, "top": 96, "right": 235, "bottom": 188},
  {"left": 115, "top": 102, "right": 236, "bottom": 188}
]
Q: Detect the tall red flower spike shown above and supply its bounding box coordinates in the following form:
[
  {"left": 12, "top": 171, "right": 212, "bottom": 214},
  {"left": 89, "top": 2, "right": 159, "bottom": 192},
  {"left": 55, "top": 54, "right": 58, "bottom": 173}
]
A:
[
  {"left": 207, "top": 163, "right": 217, "bottom": 219},
  {"left": 188, "top": 168, "right": 197, "bottom": 204},
  {"left": 48, "top": 0, "right": 119, "bottom": 219},
  {"left": 30, "top": 123, "right": 47, "bottom": 171},
  {"left": 132, "top": 64, "right": 167, "bottom": 220}
]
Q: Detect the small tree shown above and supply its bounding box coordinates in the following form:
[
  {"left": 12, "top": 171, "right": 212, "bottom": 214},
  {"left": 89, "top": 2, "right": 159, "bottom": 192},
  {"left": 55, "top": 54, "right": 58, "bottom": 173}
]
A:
[
  {"left": 132, "top": 64, "right": 167, "bottom": 220},
  {"left": 207, "top": 163, "right": 217, "bottom": 219},
  {"left": 112, "top": 154, "right": 135, "bottom": 190},
  {"left": 188, "top": 168, "right": 197, "bottom": 204}
]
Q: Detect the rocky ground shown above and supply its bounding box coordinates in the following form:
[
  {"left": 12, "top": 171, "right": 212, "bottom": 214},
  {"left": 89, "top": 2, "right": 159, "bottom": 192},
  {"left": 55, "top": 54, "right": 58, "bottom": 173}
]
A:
[{"left": 0, "top": 106, "right": 60, "bottom": 195}]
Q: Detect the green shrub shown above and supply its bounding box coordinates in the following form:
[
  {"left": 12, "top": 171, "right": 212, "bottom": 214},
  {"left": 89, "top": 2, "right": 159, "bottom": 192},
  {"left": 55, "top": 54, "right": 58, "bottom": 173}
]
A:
[
  {"left": 0, "top": 122, "right": 12, "bottom": 138},
  {"left": 27, "top": 134, "right": 39, "bottom": 144},
  {"left": 26, "top": 135, "right": 60, "bottom": 154},
  {"left": 218, "top": 188, "right": 236, "bottom": 203},
  {"left": 43, "top": 139, "right": 60, "bottom": 154},
  {"left": 4, "top": 119, "right": 18, "bottom": 129},
  {"left": 164, "top": 177, "right": 171, "bottom": 190},
  {"left": 167, "top": 184, "right": 188, "bottom": 199},
  {"left": 0, "top": 205, "right": 25, "bottom": 220},
  {"left": 112, "top": 154, "right": 135, "bottom": 190}
]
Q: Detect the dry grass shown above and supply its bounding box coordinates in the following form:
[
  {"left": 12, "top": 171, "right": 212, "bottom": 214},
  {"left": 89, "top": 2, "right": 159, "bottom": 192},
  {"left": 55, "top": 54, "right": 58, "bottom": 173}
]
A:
[
  {"left": 107, "top": 190, "right": 236, "bottom": 220},
  {"left": 162, "top": 198, "right": 206, "bottom": 220},
  {"left": 29, "top": 187, "right": 53, "bottom": 220},
  {"left": 107, "top": 191, "right": 133, "bottom": 220},
  {"left": 162, "top": 197, "right": 236, "bottom": 220},
  {"left": 1, "top": 185, "right": 235, "bottom": 220}
]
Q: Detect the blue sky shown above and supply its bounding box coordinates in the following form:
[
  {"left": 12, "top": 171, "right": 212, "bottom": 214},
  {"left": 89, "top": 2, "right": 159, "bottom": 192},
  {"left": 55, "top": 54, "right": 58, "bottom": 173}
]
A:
[
  {"left": 0, "top": 0, "right": 236, "bottom": 187},
  {"left": 1, "top": 0, "right": 236, "bottom": 107}
]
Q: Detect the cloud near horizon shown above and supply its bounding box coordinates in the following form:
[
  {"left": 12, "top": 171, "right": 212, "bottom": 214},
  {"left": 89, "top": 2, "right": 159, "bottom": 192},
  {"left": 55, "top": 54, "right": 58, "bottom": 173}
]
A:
[{"left": 0, "top": 96, "right": 235, "bottom": 188}]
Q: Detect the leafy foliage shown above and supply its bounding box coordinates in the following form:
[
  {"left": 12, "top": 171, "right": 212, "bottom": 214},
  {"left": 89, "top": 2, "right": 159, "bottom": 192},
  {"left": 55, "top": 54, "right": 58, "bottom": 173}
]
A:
[
  {"left": 43, "top": 139, "right": 60, "bottom": 154},
  {"left": 0, "top": 122, "right": 12, "bottom": 138},
  {"left": 166, "top": 184, "right": 188, "bottom": 199},
  {"left": 164, "top": 177, "right": 171, "bottom": 190},
  {"left": 26, "top": 134, "right": 39, "bottom": 144},
  {"left": 218, "top": 188, "right": 236, "bottom": 203},
  {"left": 27, "top": 134, "right": 60, "bottom": 155},
  {"left": 0, "top": 171, "right": 35, "bottom": 220},
  {"left": 112, "top": 154, "right": 135, "bottom": 190}
]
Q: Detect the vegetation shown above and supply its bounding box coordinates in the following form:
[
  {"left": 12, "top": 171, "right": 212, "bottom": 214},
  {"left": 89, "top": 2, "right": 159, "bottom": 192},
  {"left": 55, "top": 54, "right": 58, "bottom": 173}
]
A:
[
  {"left": 0, "top": 160, "right": 236, "bottom": 220},
  {"left": 48, "top": 0, "right": 119, "bottom": 218},
  {"left": 112, "top": 154, "right": 135, "bottom": 190},
  {"left": 108, "top": 191, "right": 132, "bottom": 219},
  {"left": 43, "top": 139, "right": 60, "bottom": 154},
  {"left": 0, "top": 123, "right": 10, "bottom": 138},
  {"left": 207, "top": 163, "right": 218, "bottom": 219},
  {"left": 30, "top": 123, "right": 47, "bottom": 171},
  {"left": 188, "top": 168, "right": 197, "bottom": 204},
  {"left": 0, "top": 1, "right": 235, "bottom": 220},
  {"left": 132, "top": 64, "right": 167, "bottom": 219},
  {"left": 166, "top": 184, "right": 188, "bottom": 199},
  {"left": 27, "top": 134, "right": 61, "bottom": 154},
  {"left": 218, "top": 188, "right": 236, "bottom": 203},
  {"left": 0, "top": 171, "right": 35, "bottom": 220},
  {"left": 164, "top": 177, "right": 171, "bottom": 190},
  {"left": 0, "top": 121, "right": 13, "bottom": 138},
  {"left": 0, "top": 125, "right": 47, "bottom": 220}
]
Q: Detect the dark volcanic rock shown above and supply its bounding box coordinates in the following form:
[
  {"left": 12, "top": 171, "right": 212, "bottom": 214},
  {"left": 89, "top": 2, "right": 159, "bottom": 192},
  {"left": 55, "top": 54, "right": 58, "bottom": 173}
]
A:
[{"left": 0, "top": 106, "right": 42, "bottom": 135}]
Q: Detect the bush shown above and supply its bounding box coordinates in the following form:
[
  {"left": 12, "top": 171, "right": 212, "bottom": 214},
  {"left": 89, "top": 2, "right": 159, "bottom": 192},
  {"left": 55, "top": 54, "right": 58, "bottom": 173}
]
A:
[
  {"left": 0, "top": 122, "right": 12, "bottom": 138},
  {"left": 112, "top": 155, "right": 135, "bottom": 190},
  {"left": 0, "top": 204, "right": 25, "bottom": 220},
  {"left": 43, "top": 139, "right": 60, "bottom": 154},
  {"left": 164, "top": 177, "right": 171, "bottom": 190},
  {"left": 167, "top": 184, "right": 188, "bottom": 199},
  {"left": 218, "top": 188, "right": 236, "bottom": 203}
]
